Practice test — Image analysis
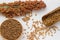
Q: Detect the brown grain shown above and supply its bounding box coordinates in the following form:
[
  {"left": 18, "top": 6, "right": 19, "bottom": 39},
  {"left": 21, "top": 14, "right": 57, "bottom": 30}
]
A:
[
  {"left": 42, "top": 7, "right": 60, "bottom": 26},
  {"left": 27, "top": 20, "right": 58, "bottom": 40},
  {"left": 1, "top": 19, "right": 23, "bottom": 40},
  {"left": 22, "top": 17, "right": 30, "bottom": 22},
  {"left": 0, "top": 0, "right": 46, "bottom": 18}
]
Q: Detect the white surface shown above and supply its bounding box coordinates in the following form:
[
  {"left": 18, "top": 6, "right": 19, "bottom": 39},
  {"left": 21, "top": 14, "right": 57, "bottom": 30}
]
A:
[{"left": 0, "top": 0, "right": 60, "bottom": 40}]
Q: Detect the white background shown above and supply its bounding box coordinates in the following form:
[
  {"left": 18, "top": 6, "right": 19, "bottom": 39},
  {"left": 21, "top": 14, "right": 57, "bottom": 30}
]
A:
[{"left": 0, "top": 0, "right": 60, "bottom": 40}]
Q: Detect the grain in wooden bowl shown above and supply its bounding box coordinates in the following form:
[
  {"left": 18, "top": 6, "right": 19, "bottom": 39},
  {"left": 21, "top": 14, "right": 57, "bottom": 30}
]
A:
[
  {"left": 42, "top": 7, "right": 60, "bottom": 26},
  {"left": 0, "top": 19, "right": 23, "bottom": 40}
]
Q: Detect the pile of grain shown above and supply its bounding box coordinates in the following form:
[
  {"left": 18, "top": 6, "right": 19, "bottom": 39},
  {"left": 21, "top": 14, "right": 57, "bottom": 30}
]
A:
[{"left": 0, "top": 0, "right": 46, "bottom": 18}]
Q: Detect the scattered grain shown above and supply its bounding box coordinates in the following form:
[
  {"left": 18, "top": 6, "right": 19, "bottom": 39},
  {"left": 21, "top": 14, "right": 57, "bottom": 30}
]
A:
[{"left": 27, "top": 20, "right": 58, "bottom": 40}]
